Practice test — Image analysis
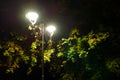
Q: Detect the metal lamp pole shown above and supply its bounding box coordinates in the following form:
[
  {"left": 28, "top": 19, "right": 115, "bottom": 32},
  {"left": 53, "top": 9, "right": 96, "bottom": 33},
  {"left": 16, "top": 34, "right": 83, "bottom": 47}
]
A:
[{"left": 41, "top": 23, "right": 44, "bottom": 80}]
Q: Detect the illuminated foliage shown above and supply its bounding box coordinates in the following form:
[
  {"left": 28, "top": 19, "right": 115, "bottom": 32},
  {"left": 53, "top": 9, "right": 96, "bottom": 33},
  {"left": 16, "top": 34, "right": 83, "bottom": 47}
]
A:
[
  {"left": 57, "top": 29, "right": 109, "bottom": 62},
  {"left": 106, "top": 58, "right": 120, "bottom": 74},
  {"left": 44, "top": 49, "right": 55, "bottom": 62},
  {"left": 0, "top": 31, "right": 56, "bottom": 74},
  {"left": 0, "top": 41, "right": 28, "bottom": 73},
  {"left": 0, "top": 28, "right": 119, "bottom": 80},
  {"left": 56, "top": 28, "right": 110, "bottom": 79}
]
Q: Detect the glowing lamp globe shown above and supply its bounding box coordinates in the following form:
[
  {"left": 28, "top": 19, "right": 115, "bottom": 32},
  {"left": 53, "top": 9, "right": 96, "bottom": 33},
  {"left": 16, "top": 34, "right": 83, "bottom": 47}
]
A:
[
  {"left": 46, "top": 25, "right": 56, "bottom": 36},
  {"left": 26, "top": 12, "right": 39, "bottom": 25}
]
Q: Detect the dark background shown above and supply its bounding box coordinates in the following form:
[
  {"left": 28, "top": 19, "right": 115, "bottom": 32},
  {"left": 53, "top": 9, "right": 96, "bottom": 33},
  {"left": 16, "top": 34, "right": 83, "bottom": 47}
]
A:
[
  {"left": 0, "top": 0, "right": 120, "bottom": 37},
  {"left": 0, "top": 0, "right": 120, "bottom": 80}
]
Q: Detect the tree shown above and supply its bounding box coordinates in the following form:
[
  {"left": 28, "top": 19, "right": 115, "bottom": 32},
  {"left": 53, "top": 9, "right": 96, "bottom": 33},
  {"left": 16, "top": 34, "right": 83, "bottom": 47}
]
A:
[
  {"left": 54, "top": 28, "right": 110, "bottom": 80},
  {"left": 0, "top": 29, "right": 55, "bottom": 80},
  {"left": 0, "top": 27, "right": 120, "bottom": 80}
]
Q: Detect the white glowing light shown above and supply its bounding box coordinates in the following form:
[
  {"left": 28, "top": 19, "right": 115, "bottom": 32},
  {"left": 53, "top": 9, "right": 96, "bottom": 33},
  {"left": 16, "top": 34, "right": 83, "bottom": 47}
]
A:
[
  {"left": 26, "top": 12, "right": 39, "bottom": 25},
  {"left": 46, "top": 25, "right": 56, "bottom": 36}
]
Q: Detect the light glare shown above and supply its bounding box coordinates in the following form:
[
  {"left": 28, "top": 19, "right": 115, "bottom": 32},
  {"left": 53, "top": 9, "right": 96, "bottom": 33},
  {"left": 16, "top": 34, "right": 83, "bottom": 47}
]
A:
[
  {"left": 26, "top": 12, "right": 39, "bottom": 25},
  {"left": 46, "top": 25, "right": 56, "bottom": 36}
]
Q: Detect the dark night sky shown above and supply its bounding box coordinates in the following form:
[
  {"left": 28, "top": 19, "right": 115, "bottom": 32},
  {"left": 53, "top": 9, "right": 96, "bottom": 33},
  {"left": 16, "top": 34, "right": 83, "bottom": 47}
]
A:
[
  {"left": 0, "top": 0, "right": 59, "bottom": 27},
  {"left": 0, "top": 0, "right": 120, "bottom": 39},
  {"left": 0, "top": 0, "right": 75, "bottom": 40}
]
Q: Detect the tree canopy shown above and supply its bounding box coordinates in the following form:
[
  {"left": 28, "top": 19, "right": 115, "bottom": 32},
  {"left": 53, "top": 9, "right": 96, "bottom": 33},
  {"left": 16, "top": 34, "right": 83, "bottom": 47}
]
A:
[{"left": 0, "top": 27, "right": 120, "bottom": 80}]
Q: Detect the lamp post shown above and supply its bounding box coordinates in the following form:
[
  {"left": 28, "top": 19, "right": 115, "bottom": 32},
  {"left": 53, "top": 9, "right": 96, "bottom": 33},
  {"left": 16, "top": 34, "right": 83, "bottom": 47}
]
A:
[{"left": 26, "top": 11, "right": 56, "bottom": 80}]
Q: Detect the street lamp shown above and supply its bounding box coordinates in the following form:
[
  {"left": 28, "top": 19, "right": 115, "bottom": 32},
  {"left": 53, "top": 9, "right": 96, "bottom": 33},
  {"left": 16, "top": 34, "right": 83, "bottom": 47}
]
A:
[
  {"left": 26, "top": 12, "right": 39, "bottom": 26},
  {"left": 46, "top": 25, "right": 56, "bottom": 40},
  {"left": 26, "top": 11, "right": 56, "bottom": 80}
]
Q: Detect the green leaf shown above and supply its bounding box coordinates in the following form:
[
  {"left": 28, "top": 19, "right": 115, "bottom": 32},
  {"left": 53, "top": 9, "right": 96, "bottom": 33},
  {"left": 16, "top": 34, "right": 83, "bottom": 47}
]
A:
[
  {"left": 31, "top": 42, "right": 37, "bottom": 49},
  {"left": 4, "top": 50, "right": 9, "bottom": 56},
  {"left": 8, "top": 47, "right": 15, "bottom": 53},
  {"left": 57, "top": 52, "right": 63, "bottom": 57}
]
